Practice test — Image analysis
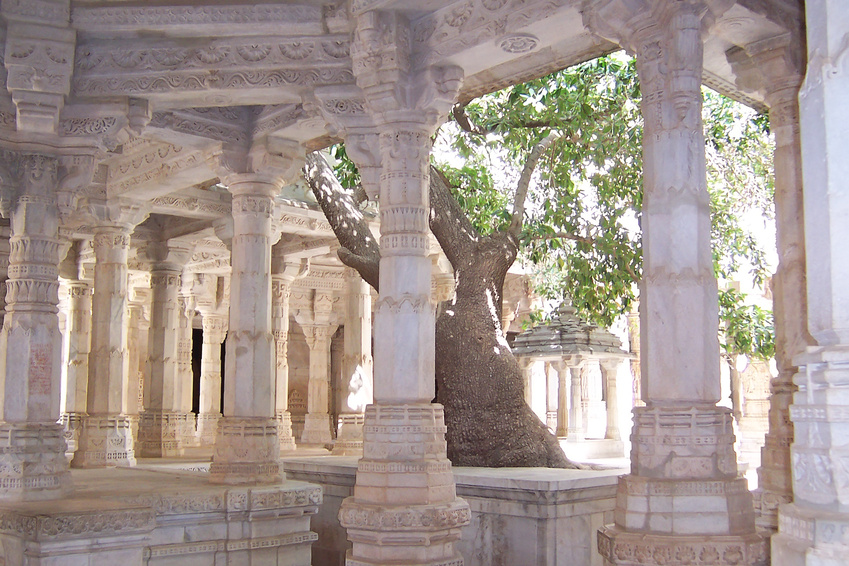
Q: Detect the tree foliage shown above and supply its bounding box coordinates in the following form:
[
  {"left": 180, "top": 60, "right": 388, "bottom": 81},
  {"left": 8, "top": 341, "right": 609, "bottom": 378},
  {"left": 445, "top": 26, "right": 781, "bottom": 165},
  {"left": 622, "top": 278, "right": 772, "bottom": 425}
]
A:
[{"left": 329, "top": 52, "right": 776, "bottom": 360}]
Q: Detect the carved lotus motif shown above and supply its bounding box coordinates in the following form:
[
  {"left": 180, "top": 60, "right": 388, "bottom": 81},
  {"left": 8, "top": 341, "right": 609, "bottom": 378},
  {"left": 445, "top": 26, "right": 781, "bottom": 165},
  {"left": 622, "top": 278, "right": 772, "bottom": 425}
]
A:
[
  {"left": 280, "top": 42, "right": 314, "bottom": 60},
  {"left": 196, "top": 46, "right": 229, "bottom": 64},
  {"left": 322, "top": 41, "right": 349, "bottom": 59},
  {"left": 112, "top": 50, "right": 146, "bottom": 69},
  {"left": 237, "top": 44, "right": 272, "bottom": 62},
  {"left": 152, "top": 49, "right": 188, "bottom": 67}
]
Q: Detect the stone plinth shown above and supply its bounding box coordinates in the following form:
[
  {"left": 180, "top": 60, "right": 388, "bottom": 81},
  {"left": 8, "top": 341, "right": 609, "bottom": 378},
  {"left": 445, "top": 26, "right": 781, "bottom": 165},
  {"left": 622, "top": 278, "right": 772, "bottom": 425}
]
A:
[
  {"left": 136, "top": 411, "right": 185, "bottom": 458},
  {"left": 332, "top": 413, "right": 365, "bottom": 456},
  {"left": 0, "top": 466, "right": 321, "bottom": 565},
  {"left": 71, "top": 415, "right": 137, "bottom": 468},
  {"left": 0, "top": 423, "right": 71, "bottom": 502},
  {"left": 209, "top": 417, "right": 280, "bottom": 485},
  {"left": 283, "top": 456, "right": 624, "bottom": 566}
]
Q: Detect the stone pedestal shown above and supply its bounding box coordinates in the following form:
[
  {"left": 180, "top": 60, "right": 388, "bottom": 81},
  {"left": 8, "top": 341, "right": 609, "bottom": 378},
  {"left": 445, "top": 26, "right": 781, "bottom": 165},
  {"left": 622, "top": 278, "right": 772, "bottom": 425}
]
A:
[
  {"left": 582, "top": 1, "right": 765, "bottom": 563},
  {"left": 209, "top": 417, "right": 280, "bottom": 485}
]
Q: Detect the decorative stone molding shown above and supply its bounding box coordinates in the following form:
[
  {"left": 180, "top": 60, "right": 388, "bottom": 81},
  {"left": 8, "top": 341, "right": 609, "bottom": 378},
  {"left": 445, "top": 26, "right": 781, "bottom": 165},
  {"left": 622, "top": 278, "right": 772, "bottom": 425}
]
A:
[
  {"left": 597, "top": 528, "right": 768, "bottom": 566},
  {"left": 0, "top": 423, "right": 71, "bottom": 501},
  {"left": 0, "top": 506, "right": 155, "bottom": 540},
  {"left": 209, "top": 417, "right": 280, "bottom": 485}
]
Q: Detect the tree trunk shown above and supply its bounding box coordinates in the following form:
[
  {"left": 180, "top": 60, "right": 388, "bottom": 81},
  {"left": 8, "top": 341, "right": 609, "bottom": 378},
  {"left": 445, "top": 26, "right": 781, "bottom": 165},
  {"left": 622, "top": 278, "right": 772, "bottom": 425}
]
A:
[{"left": 305, "top": 151, "right": 574, "bottom": 468}]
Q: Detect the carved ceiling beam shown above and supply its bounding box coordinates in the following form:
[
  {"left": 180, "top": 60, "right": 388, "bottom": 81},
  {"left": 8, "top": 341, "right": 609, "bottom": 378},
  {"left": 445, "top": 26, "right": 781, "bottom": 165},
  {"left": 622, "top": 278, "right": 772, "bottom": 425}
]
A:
[
  {"left": 70, "top": 3, "right": 328, "bottom": 38},
  {"left": 71, "top": 34, "right": 355, "bottom": 107}
]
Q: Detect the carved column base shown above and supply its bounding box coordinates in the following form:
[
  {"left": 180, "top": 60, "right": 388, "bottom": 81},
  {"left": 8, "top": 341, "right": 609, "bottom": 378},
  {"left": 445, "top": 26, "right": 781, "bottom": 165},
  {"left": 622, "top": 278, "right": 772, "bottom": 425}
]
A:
[
  {"left": 136, "top": 411, "right": 187, "bottom": 458},
  {"left": 300, "top": 412, "right": 333, "bottom": 446},
  {"left": 332, "top": 413, "right": 364, "bottom": 455},
  {"left": 598, "top": 525, "right": 768, "bottom": 566},
  {"left": 340, "top": 404, "right": 469, "bottom": 565},
  {"left": 0, "top": 422, "right": 72, "bottom": 502},
  {"left": 70, "top": 415, "right": 137, "bottom": 468},
  {"left": 128, "top": 414, "right": 140, "bottom": 444},
  {"left": 209, "top": 417, "right": 280, "bottom": 485},
  {"left": 755, "top": 430, "right": 793, "bottom": 531},
  {"left": 179, "top": 412, "right": 198, "bottom": 448},
  {"left": 61, "top": 411, "right": 86, "bottom": 457},
  {"left": 773, "top": 504, "right": 849, "bottom": 566},
  {"left": 196, "top": 412, "right": 221, "bottom": 447},
  {"left": 276, "top": 411, "right": 297, "bottom": 452}
]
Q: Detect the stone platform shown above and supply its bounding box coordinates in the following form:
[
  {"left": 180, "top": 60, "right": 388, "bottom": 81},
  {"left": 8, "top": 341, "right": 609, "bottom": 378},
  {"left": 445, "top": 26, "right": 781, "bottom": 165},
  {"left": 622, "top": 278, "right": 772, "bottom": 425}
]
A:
[
  {"left": 0, "top": 463, "right": 321, "bottom": 566},
  {"left": 282, "top": 456, "right": 627, "bottom": 566}
]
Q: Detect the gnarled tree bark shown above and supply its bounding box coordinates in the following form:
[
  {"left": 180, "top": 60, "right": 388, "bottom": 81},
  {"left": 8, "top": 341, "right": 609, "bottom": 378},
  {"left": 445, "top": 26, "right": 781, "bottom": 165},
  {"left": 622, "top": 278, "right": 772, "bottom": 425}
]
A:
[{"left": 304, "top": 151, "right": 574, "bottom": 468}]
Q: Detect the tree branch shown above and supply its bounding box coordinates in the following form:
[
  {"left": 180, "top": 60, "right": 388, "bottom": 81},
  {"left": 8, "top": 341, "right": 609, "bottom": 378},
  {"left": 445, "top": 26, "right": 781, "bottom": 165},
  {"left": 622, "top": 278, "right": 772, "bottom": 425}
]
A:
[
  {"left": 304, "top": 151, "right": 381, "bottom": 290},
  {"left": 509, "top": 133, "right": 559, "bottom": 237},
  {"left": 429, "top": 165, "right": 480, "bottom": 269}
]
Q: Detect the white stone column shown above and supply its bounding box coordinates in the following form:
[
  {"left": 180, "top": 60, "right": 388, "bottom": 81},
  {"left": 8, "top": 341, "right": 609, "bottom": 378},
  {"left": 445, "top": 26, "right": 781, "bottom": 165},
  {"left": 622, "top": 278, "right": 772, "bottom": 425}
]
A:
[
  {"left": 545, "top": 362, "right": 558, "bottom": 432},
  {"left": 299, "top": 314, "right": 338, "bottom": 447},
  {"left": 567, "top": 361, "right": 585, "bottom": 441},
  {"left": 600, "top": 359, "right": 621, "bottom": 442},
  {"left": 126, "top": 290, "right": 149, "bottom": 444},
  {"left": 338, "top": 11, "right": 469, "bottom": 565},
  {"left": 197, "top": 312, "right": 226, "bottom": 447},
  {"left": 209, "top": 176, "right": 281, "bottom": 485},
  {"left": 728, "top": 33, "right": 806, "bottom": 533},
  {"left": 177, "top": 279, "right": 197, "bottom": 448},
  {"left": 0, "top": 226, "right": 10, "bottom": 328},
  {"left": 271, "top": 261, "right": 298, "bottom": 453},
  {"left": 72, "top": 208, "right": 146, "bottom": 468},
  {"left": 333, "top": 269, "right": 373, "bottom": 455},
  {"left": 555, "top": 360, "right": 568, "bottom": 438},
  {"left": 0, "top": 153, "right": 72, "bottom": 500},
  {"left": 62, "top": 277, "right": 91, "bottom": 456},
  {"left": 137, "top": 241, "right": 192, "bottom": 458},
  {"left": 772, "top": 2, "right": 849, "bottom": 562},
  {"left": 583, "top": 1, "right": 765, "bottom": 563}
]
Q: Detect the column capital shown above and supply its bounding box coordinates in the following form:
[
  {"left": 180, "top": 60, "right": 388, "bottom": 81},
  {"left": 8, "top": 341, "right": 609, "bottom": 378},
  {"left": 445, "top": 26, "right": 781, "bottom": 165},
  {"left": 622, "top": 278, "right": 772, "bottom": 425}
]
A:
[
  {"left": 84, "top": 199, "right": 150, "bottom": 235},
  {"left": 727, "top": 33, "right": 804, "bottom": 107},
  {"left": 351, "top": 10, "right": 463, "bottom": 132},
  {"left": 212, "top": 139, "right": 305, "bottom": 190},
  {"left": 141, "top": 240, "right": 193, "bottom": 272},
  {"left": 582, "top": 0, "right": 733, "bottom": 52}
]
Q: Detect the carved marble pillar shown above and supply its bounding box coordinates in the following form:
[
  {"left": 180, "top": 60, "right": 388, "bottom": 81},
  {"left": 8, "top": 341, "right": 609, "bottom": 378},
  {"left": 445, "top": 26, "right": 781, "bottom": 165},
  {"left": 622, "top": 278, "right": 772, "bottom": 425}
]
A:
[
  {"left": 197, "top": 312, "right": 226, "bottom": 447},
  {"left": 299, "top": 317, "right": 338, "bottom": 447},
  {"left": 555, "top": 361, "right": 568, "bottom": 438},
  {"left": 567, "top": 361, "right": 585, "bottom": 441},
  {"left": 600, "top": 359, "right": 621, "bottom": 442},
  {"left": 583, "top": 1, "right": 765, "bottom": 563},
  {"left": 137, "top": 242, "right": 192, "bottom": 458},
  {"left": 270, "top": 258, "right": 301, "bottom": 453},
  {"left": 545, "top": 362, "right": 558, "bottom": 432},
  {"left": 337, "top": 11, "right": 470, "bottom": 565},
  {"left": 728, "top": 33, "right": 807, "bottom": 533},
  {"left": 333, "top": 269, "right": 373, "bottom": 455},
  {"left": 177, "top": 280, "right": 197, "bottom": 448},
  {"left": 62, "top": 276, "right": 91, "bottom": 456},
  {"left": 126, "top": 291, "right": 149, "bottom": 444},
  {"left": 771, "top": 2, "right": 849, "bottom": 563},
  {"left": 209, "top": 177, "right": 280, "bottom": 485},
  {"left": 73, "top": 211, "right": 145, "bottom": 468},
  {"left": 0, "top": 153, "right": 71, "bottom": 500},
  {"left": 0, "top": 226, "right": 9, "bottom": 327}
]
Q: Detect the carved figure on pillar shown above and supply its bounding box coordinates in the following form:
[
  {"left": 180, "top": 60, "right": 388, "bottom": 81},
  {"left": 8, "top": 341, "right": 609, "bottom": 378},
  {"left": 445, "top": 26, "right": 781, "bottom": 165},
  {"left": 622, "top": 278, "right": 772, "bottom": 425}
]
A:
[{"left": 583, "top": 1, "right": 766, "bottom": 563}]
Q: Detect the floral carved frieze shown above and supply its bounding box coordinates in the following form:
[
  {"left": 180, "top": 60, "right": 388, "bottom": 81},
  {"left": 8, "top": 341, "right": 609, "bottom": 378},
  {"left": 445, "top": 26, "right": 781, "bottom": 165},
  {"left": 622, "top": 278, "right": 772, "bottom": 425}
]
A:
[
  {"left": 0, "top": 508, "right": 155, "bottom": 540},
  {"left": 73, "top": 36, "right": 354, "bottom": 98}
]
